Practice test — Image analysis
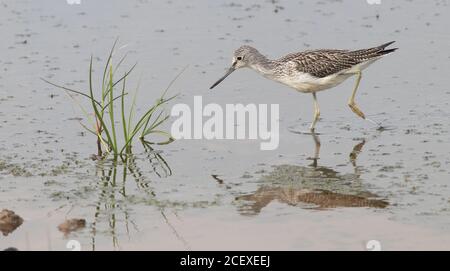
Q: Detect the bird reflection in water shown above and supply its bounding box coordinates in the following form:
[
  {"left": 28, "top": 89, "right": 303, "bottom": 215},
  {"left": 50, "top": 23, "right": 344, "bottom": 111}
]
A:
[{"left": 236, "top": 133, "right": 388, "bottom": 214}]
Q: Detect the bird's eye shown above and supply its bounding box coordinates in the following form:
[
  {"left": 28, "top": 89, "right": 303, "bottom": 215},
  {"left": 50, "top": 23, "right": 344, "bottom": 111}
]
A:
[{"left": 237, "top": 56, "right": 242, "bottom": 60}]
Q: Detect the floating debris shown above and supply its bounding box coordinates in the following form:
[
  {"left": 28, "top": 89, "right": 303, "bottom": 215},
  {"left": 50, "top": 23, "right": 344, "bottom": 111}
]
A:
[
  {"left": 57, "top": 219, "right": 86, "bottom": 236},
  {"left": 0, "top": 209, "right": 24, "bottom": 236},
  {"left": 212, "top": 174, "right": 224, "bottom": 184}
]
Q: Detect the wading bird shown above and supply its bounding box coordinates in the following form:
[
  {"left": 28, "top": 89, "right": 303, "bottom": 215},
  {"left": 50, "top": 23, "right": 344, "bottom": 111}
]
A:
[{"left": 210, "top": 42, "right": 397, "bottom": 132}]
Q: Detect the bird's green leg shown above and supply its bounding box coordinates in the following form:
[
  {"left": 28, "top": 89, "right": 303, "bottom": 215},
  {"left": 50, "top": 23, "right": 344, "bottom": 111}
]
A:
[
  {"left": 348, "top": 71, "right": 379, "bottom": 126},
  {"left": 309, "top": 92, "right": 320, "bottom": 132},
  {"left": 348, "top": 71, "right": 365, "bottom": 118}
]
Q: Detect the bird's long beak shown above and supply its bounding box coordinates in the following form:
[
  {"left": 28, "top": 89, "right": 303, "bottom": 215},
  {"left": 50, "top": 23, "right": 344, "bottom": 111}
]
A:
[{"left": 210, "top": 65, "right": 236, "bottom": 89}]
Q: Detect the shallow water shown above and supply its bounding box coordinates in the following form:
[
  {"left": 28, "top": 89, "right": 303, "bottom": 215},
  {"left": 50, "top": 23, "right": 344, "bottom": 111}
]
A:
[{"left": 1, "top": 0, "right": 450, "bottom": 250}]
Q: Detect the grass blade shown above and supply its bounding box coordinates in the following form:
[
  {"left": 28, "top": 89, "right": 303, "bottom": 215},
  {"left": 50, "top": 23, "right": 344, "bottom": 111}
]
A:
[
  {"left": 108, "top": 65, "right": 118, "bottom": 154},
  {"left": 121, "top": 73, "right": 128, "bottom": 143},
  {"left": 89, "top": 56, "right": 113, "bottom": 152},
  {"left": 41, "top": 78, "right": 102, "bottom": 107}
]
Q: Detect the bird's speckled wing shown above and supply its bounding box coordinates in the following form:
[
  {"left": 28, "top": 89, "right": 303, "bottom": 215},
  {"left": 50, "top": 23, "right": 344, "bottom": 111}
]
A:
[
  {"left": 278, "top": 50, "right": 358, "bottom": 78},
  {"left": 278, "top": 41, "right": 397, "bottom": 78}
]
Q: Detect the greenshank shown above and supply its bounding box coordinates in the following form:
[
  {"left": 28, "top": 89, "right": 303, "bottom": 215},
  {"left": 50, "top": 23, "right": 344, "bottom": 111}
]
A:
[{"left": 210, "top": 42, "right": 398, "bottom": 132}]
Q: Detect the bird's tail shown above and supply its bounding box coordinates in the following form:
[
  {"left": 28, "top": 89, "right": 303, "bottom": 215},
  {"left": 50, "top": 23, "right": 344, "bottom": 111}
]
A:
[{"left": 350, "top": 41, "right": 398, "bottom": 60}]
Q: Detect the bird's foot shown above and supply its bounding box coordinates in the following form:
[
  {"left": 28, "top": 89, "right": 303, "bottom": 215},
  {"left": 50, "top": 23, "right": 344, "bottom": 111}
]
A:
[
  {"left": 348, "top": 102, "right": 385, "bottom": 129},
  {"left": 287, "top": 128, "right": 321, "bottom": 135},
  {"left": 348, "top": 103, "right": 366, "bottom": 119}
]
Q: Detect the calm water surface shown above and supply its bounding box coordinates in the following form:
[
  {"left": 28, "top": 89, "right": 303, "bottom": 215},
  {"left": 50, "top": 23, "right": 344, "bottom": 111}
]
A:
[{"left": 1, "top": 0, "right": 450, "bottom": 250}]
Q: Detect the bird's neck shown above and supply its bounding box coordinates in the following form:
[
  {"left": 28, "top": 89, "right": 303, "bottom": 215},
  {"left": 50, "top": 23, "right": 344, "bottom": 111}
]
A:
[{"left": 249, "top": 53, "right": 277, "bottom": 78}]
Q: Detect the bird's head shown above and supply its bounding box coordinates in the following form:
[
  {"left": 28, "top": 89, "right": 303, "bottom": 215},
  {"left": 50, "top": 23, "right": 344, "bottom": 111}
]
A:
[{"left": 210, "top": 45, "right": 260, "bottom": 89}]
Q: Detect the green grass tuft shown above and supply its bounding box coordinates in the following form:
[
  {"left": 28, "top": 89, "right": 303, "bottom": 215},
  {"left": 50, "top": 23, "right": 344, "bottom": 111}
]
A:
[{"left": 43, "top": 39, "right": 178, "bottom": 159}]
